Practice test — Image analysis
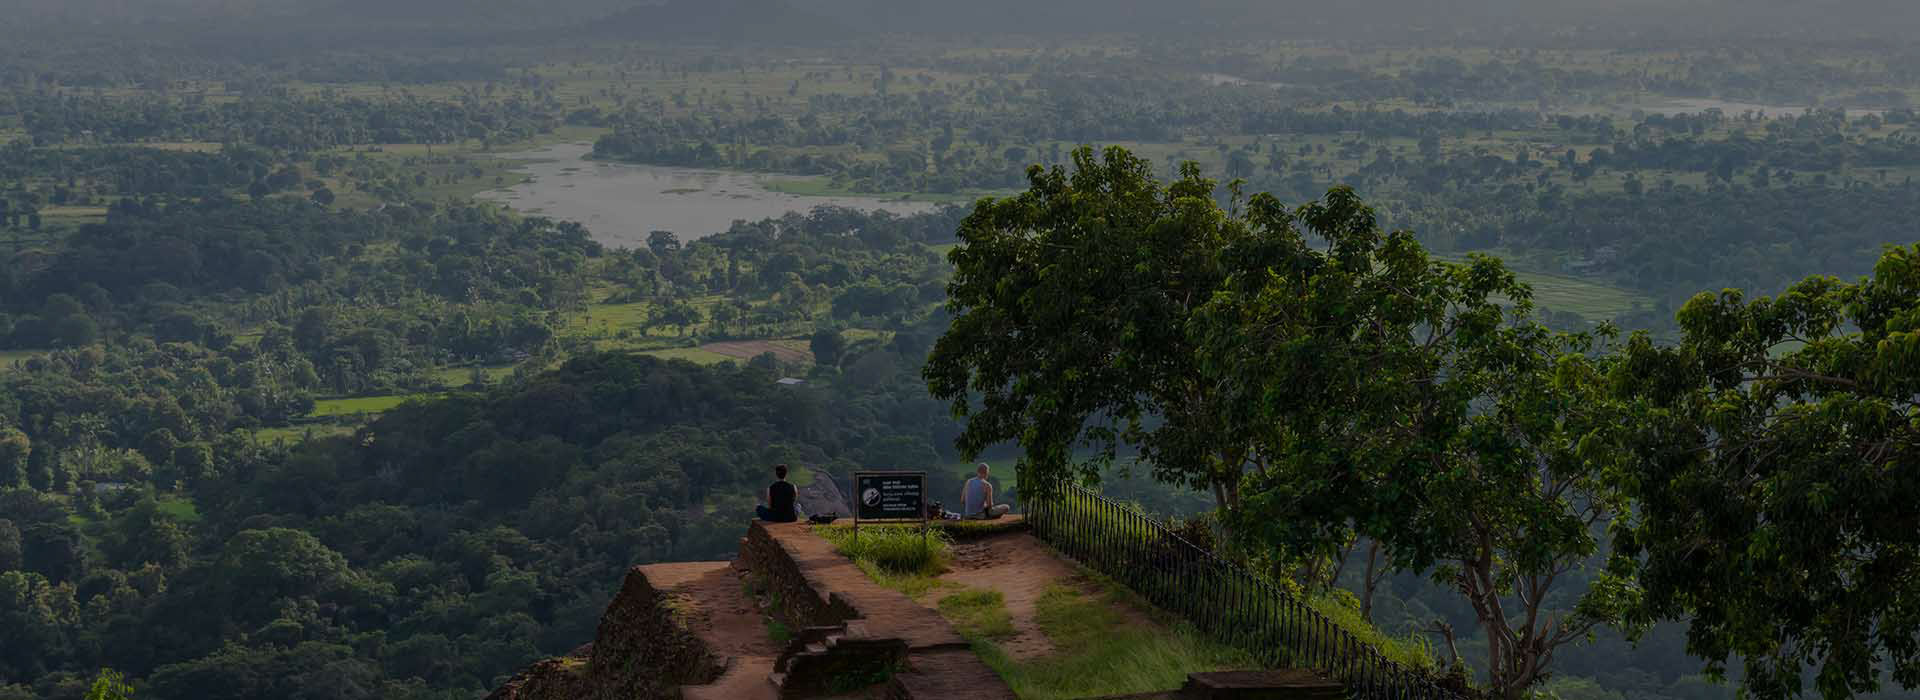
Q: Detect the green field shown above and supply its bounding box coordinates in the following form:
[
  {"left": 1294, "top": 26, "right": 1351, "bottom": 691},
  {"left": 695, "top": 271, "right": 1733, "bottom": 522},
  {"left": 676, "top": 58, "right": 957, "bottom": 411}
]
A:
[
  {"left": 155, "top": 496, "right": 203, "bottom": 523},
  {"left": 1437, "top": 252, "right": 1651, "bottom": 321},
  {"left": 565, "top": 299, "right": 655, "bottom": 336},
  {"left": 1511, "top": 268, "right": 1651, "bottom": 320},
  {"left": 250, "top": 423, "right": 359, "bottom": 444},
  {"left": 309, "top": 394, "right": 443, "bottom": 418}
]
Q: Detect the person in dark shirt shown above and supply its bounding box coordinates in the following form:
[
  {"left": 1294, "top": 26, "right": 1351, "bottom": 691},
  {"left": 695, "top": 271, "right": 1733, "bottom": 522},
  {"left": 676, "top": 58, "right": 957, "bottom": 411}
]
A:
[{"left": 758, "top": 463, "right": 799, "bottom": 522}]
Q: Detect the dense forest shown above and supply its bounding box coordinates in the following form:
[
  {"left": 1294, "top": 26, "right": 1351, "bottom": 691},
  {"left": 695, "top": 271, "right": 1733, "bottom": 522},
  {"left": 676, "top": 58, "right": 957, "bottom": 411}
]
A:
[
  {"left": 0, "top": 196, "right": 977, "bottom": 697},
  {"left": 2, "top": 3, "right": 1920, "bottom": 700}
]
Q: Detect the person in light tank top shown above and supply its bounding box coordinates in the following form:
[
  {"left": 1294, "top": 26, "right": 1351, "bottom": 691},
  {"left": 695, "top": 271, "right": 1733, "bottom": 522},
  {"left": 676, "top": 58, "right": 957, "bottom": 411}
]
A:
[{"left": 962, "top": 463, "right": 1011, "bottom": 520}]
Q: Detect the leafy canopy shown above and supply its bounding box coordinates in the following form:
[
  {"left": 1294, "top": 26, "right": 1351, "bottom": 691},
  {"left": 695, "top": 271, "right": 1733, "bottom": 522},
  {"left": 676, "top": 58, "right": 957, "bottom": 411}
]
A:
[
  {"left": 1608, "top": 244, "right": 1920, "bottom": 700},
  {"left": 925, "top": 146, "right": 1256, "bottom": 503}
]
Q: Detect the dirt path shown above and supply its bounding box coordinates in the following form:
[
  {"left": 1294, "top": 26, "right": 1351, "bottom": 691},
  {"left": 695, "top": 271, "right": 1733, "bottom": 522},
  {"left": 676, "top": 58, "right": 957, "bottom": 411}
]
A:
[
  {"left": 933, "top": 532, "right": 1154, "bottom": 660},
  {"left": 640, "top": 562, "right": 780, "bottom": 700},
  {"left": 701, "top": 339, "right": 812, "bottom": 365}
]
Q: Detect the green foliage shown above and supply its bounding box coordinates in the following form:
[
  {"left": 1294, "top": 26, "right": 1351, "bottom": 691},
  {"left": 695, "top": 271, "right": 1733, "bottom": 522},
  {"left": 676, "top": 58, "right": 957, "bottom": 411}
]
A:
[
  {"left": 1196, "top": 184, "right": 1628, "bottom": 698},
  {"left": 1304, "top": 592, "right": 1436, "bottom": 672},
  {"left": 1606, "top": 244, "right": 1920, "bottom": 700},
  {"left": 925, "top": 147, "right": 1252, "bottom": 505},
  {"left": 83, "top": 668, "right": 134, "bottom": 700},
  {"left": 935, "top": 147, "right": 1617, "bottom": 697},
  {"left": 0, "top": 429, "right": 28, "bottom": 490},
  {"left": 809, "top": 329, "right": 846, "bottom": 368}
]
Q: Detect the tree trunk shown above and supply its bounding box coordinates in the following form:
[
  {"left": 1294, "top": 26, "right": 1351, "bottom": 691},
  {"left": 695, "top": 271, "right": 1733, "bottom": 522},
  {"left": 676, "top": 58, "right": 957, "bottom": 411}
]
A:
[{"left": 1360, "top": 540, "right": 1381, "bottom": 623}]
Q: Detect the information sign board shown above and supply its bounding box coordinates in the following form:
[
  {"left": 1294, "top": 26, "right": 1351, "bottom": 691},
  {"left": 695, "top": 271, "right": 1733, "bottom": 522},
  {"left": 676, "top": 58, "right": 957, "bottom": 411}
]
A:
[{"left": 854, "top": 471, "right": 927, "bottom": 522}]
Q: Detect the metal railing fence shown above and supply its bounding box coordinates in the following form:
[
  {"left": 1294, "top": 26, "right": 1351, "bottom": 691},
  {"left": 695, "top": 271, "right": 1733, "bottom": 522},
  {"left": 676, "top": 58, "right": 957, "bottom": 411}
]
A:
[{"left": 1026, "top": 482, "right": 1468, "bottom": 700}]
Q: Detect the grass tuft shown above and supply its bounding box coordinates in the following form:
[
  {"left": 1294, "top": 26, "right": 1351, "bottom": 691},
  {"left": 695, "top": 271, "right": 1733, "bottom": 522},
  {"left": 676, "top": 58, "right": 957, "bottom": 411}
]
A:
[
  {"left": 766, "top": 618, "right": 794, "bottom": 644},
  {"left": 816, "top": 525, "right": 951, "bottom": 576},
  {"left": 937, "top": 588, "right": 1016, "bottom": 640},
  {"left": 817, "top": 525, "right": 953, "bottom": 596}
]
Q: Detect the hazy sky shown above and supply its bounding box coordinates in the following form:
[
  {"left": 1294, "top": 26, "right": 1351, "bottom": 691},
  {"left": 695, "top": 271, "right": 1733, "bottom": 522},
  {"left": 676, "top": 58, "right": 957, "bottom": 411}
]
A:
[{"left": 7, "top": 0, "right": 1919, "bottom": 41}]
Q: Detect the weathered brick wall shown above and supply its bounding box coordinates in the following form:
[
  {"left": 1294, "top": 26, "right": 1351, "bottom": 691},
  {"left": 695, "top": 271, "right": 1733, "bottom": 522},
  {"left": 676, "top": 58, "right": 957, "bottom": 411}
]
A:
[
  {"left": 742, "top": 521, "right": 859, "bottom": 629},
  {"left": 486, "top": 566, "right": 722, "bottom": 700}
]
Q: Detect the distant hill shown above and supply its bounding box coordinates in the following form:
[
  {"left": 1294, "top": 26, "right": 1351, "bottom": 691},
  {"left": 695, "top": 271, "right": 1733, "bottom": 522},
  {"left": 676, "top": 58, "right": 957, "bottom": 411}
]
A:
[
  {"left": 584, "top": 0, "right": 850, "bottom": 43},
  {"left": 794, "top": 0, "right": 1920, "bottom": 38}
]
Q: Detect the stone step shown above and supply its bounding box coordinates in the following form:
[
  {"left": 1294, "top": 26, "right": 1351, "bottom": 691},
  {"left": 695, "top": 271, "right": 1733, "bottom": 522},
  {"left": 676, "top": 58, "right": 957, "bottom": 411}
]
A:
[
  {"left": 1179, "top": 670, "right": 1347, "bottom": 700},
  {"left": 827, "top": 637, "right": 909, "bottom": 652},
  {"left": 798, "top": 625, "right": 846, "bottom": 640}
]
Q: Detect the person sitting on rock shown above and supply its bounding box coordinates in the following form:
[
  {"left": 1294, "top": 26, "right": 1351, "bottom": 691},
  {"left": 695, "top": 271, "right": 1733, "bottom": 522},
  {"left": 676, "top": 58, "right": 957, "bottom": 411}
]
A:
[
  {"left": 758, "top": 464, "right": 800, "bottom": 523},
  {"left": 962, "top": 463, "right": 1011, "bottom": 520}
]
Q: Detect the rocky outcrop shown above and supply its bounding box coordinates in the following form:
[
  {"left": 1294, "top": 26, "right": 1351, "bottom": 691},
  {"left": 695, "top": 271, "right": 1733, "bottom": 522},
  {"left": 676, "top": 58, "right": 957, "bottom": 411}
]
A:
[
  {"left": 486, "top": 566, "right": 723, "bottom": 700},
  {"left": 795, "top": 470, "right": 851, "bottom": 520}
]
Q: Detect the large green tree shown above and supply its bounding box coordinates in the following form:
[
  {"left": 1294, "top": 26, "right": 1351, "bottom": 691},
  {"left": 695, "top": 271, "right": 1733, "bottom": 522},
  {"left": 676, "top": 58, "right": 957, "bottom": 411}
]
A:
[
  {"left": 924, "top": 147, "right": 1255, "bottom": 508},
  {"left": 1608, "top": 245, "right": 1920, "bottom": 700},
  {"left": 926, "top": 149, "right": 1634, "bottom": 698},
  {"left": 1193, "top": 187, "right": 1631, "bottom": 699}
]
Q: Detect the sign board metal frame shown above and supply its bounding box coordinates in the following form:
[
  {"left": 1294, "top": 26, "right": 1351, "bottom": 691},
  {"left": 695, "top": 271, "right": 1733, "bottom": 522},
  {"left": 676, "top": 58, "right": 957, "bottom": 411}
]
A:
[{"left": 851, "top": 470, "right": 929, "bottom": 544}]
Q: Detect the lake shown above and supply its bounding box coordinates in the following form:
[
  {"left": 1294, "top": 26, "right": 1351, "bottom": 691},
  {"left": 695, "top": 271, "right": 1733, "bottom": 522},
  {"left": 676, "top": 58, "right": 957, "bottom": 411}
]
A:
[{"left": 477, "top": 142, "right": 938, "bottom": 249}]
